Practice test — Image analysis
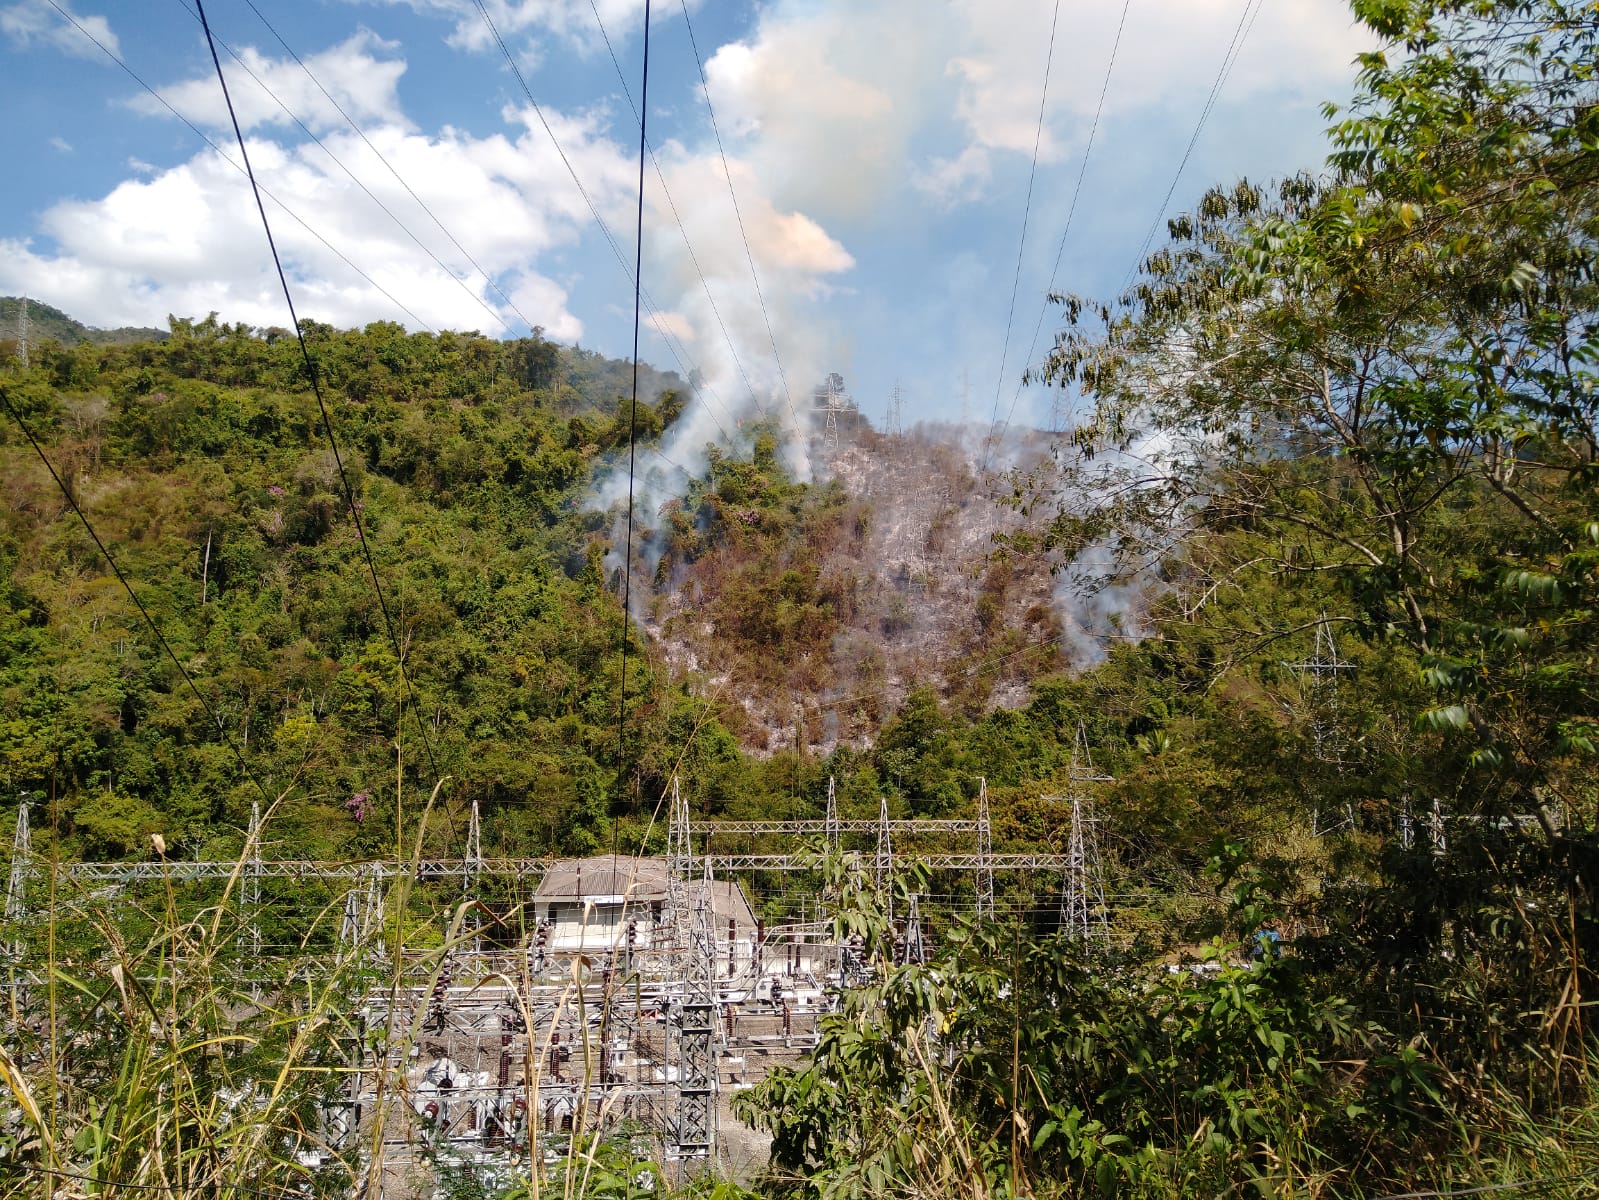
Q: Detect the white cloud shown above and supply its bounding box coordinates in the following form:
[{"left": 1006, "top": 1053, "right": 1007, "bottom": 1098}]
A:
[
  {"left": 371, "top": 0, "right": 689, "bottom": 57},
  {"left": 49, "top": 135, "right": 72, "bottom": 154},
  {"left": 913, "top": 145, "right": 992, "bottom": 207},
  {"left": 0, "top": 107, "right": 643, "bottom": 337},
  {"left": 131, "top": 31, "right": 408, "bottom": 134},
  {"left": 699, "top": 0, "right": 1369, "bottom": 216},
  {"left": 1, "top": 0, "right": 118, "bottom": 58}
]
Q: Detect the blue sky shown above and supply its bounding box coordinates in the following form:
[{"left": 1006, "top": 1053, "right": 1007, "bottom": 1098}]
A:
[{"left": 0, "top": 0, "right": 1372, "bottom": 444}]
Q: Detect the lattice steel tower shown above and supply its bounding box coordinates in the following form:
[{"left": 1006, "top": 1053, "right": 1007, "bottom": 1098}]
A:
[
  {"left": 1285, "top": 616, "right": 1356, "bottom": 834},
  {"left": 1058, "top": 725, "right": 1110, "bottom": 939},
  {"left": 673, "top": 861, "right": 719, "bottom": 1170},
  {"left": 817, "top": 372, "right": 851, "bottom": 458}
]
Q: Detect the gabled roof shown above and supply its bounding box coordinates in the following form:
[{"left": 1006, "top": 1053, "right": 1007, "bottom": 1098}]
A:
[
  {"left": 533, "top": 854, "right": 757, "bottom": 930},
  {"left": 535, "top": 854, "right": 670, "bottom": 901}
]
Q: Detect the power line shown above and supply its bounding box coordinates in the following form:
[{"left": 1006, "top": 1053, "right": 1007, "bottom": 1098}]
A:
[
  {"left": 237, "top": 0, "right": 546, "bottom": 338},
  {"left": 587, "top": 0, "right": 761, "bottom": 431},
  {"left": 979, "top": 0, "right": 1064, "bottom": 475},
  {"left": 41, "top": 0, "right": 433, "bottom": 332},
  {"left": 195, "top": 0, "right": 442, "bottom": 783},
  {"left": 994, "top": 0, "right": 1131, "bottom": 450},
  {"left": 173, "top": 0, "right": 515, "bottom": 336},
  {"left": 678, "top": 0, "right": 804, "bottom": 436},
  {"left": 468, "top": 0, "right": 733, "bottom": 445},
  {"left": 1122, "top": 0, "right": 1263, "bottom": 290},
  {"left": 0, "top": 386, "right": 275, "bottom": 810}
]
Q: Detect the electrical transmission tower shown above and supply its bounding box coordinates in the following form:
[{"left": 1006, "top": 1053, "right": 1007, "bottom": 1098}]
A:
[
  {"left": 1058, "top": 725, "right": 1110, "bottom": 939},
  {"left": 16, "top": 296, "right": 28, "bottom": 370},
  {"left": 673, "top": 861, "right": 719, "bottom": 1171},
  {"left": 817, "top": 372, "right": 852, "bottom": 458},
  {"left": 884, "top": 382, "right": 904, "bottom": 436},
  {"left": 1284, "top": 616, "right": 1356, "bottom": 835}
]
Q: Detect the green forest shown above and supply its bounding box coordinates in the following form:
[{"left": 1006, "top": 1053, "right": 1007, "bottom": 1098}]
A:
[{"left": 2, "top": 0, "right": 1598, "bottom": 1197}]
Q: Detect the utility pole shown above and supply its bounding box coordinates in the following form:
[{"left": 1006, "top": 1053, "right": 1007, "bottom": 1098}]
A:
[{"left": 5, "top": 801, "right": 30, "bottom": 959}]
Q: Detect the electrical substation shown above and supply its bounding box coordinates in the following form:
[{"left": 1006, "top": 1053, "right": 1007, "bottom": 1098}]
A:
[{"left": 3, "top": 774, "right": 1116, "bottom": 1190}]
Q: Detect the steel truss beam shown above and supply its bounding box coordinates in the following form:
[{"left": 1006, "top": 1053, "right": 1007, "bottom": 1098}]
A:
[{"left": 34, "top": 852, "right": 1066, "bottom": 885}]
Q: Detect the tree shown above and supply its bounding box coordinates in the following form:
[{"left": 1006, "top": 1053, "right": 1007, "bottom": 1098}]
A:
[
  {"left": 1034, "top": 0, "right": 1599, "bottom": 813},
  {"left": 1024, "top": 0, "right": 1599, "bottom": 1108}
]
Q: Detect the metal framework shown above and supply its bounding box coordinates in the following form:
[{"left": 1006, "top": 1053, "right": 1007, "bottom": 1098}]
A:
[
  {"left": 1058, "top": 725, "right": 1110, "bottom": 939},
  {"left": 18, "top": 850, "right": 1071, "bottom": 886},
  {"left": 1284, "top": 617, "right": 1357, "bottom": 835},
  {"left": 884, "top": 382, "right": 904, "bottom": 436},
  {"left": 675, "top": 862, "right": 719, "bottom": 1166},
  {"left": 816, "top": 372, "right": 855, "bottom": 458},
  {"left": 976, "top": 779, "right": 995, "bottom": 921},
  {"left": 699, "top": 818, "right": 980, "bottom": 836}
]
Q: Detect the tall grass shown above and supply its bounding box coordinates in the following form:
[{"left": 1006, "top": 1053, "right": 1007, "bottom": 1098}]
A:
[{"left": 0, "top": 792, "right": 385, "bottom": 1197}]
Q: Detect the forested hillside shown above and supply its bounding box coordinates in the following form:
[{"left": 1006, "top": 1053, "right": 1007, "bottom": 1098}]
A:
[
  {"left": 0, "top": 296, "right": 167, "bottom": 348},
  {"left": 0, "top": 317, "right": 704, "bottom": 861},
  {"left": 0, "top": 317, "right": 1095, "bottom": 868}
]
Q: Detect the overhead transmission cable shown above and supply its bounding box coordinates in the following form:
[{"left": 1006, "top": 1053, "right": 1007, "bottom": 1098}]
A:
[
  {"left": 41, "top": 0, "right": 432, "bottom": 331},
  {"left": 616, "top": 0, "right": 654, "bottom": 812},
  {"left": 0, "top": 388, "right": 276, "bottom": 811},
  {"left": 678, "top": 0, "right": 806, "bottom": 436},
  {"left": 993, "top": 0, "right": 1131, "bottom": 448},
  {"left": 1121, "top": 0, "right": 1263, "bottom": 290},
  {"left": 174, "top": 0, "right": 514, "bottom": 336},
  {"left": 470, "top": 0, "right": 733, "bottom": 442},
  {"left": 237, "top": 0, "right": 547, "bottom": 339},
  {"left": 194, "top": 0, "right": 442, "bottom": 783},
  {"left": 978, "top": 0, "right": 1064, "bottom": 474},
  {"left": 588, "top": 0, "right": 760, "bottom": 431}
]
